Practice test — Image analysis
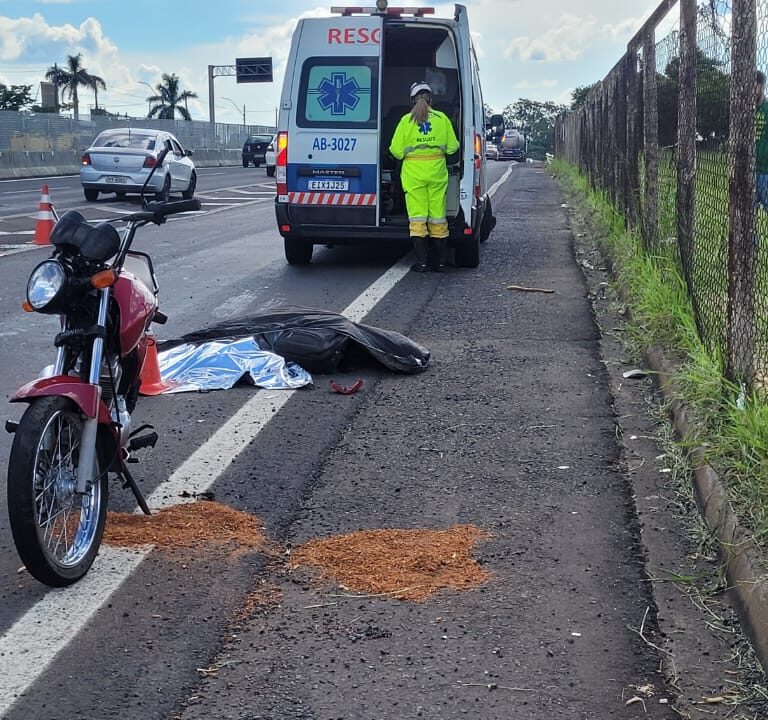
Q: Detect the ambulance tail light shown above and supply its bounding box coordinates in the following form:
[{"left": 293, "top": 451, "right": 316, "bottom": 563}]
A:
[
  {"left": 276, "top": 131, "right": 288, "bottom": 199},
  {"left": 473, "top": 133, "right": 482, "bottom": 199}
]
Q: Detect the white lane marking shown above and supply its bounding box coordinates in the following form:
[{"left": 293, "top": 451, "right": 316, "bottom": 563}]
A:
[
  {"left": 194, "top": 200, "right": 270, "bottom": 217},
  {"left": 0, "top": 194, "right": 267, "bottom": 250},
  {"left": 0, "top": 176, "right": 78, "bottom": 185},
  {"left": 195, "top": 196, "right": 272, "bottom": 202},
  {"left": 0, "top": 548, "right": 148, "bottom": 716},
  {"left": 488, "top": 165, "right": 515, "bottom": 199},
  {"left": 0, "top": 245, "right": 40, "bottom": 258},
  {"left": 0, "top": 255, "right": 413, "bottom": 712},
  {"left": 148, "top": 256, "right": 412, "bottom": 509}
]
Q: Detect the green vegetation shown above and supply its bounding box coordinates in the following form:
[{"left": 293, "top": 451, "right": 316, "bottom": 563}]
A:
[
  {"left": 551, "top": 157, "right": 768, "bottom": 546},
  {"left": 45, "top": 54, "right": 106, "bottom": 121},
  {"left": 570, "top": 83, "right": 598, "bottom": 110},
  {"left": 0, "top": 84, "right": 33, "bottom": 111},
  {"left": 146, "top": 74, "right": 198, "bottom": 121},
  {"left": 499, "top": 99, "right": 566, "bottom": 160}
]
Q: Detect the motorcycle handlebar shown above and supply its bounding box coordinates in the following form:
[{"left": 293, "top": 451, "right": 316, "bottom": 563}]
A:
[
  {"left": 147, "top": 198, "right": 202, "bottom": 217},
  {"left": 126, "top": 198, "right": 202, "bottom": 225}
]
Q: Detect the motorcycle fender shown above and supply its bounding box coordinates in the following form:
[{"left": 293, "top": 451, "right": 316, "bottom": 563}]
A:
[{"left": 10, "top": 376, "right": 113, "bottom": 425}]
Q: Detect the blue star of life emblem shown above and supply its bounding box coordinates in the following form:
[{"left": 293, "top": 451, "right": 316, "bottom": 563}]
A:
[
  {"left": 418, "top": 120, "right": 432, "bottom": 135},
  {"left": 317, "top": 72, "right": 360, "bottom": 115}
]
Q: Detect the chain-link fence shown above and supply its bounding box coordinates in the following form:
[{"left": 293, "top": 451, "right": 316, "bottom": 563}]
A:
[
  {"left": 555, "top": 0, "right": 768, "bottom": 391},
  {"left": 0, "top": 111, "right": 275, "bottom": 152}
]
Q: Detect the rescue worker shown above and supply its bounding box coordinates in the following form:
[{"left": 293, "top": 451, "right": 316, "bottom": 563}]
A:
[{"left": 389, "top": 81, "right": 460, "bottom": 272}]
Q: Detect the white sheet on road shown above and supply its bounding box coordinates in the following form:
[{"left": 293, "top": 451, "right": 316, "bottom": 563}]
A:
[{"left": 157, "top": 337, "right": 312, "bottom": 393}]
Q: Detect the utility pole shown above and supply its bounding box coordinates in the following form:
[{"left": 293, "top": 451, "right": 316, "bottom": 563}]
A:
[{"left": 208, "top": 65, "right": 216, "bottom": 125}]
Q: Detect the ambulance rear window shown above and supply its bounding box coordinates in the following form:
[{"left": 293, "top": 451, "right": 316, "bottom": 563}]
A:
[{"left": 297, "top": 57, "right": 378, "bottom": 129}]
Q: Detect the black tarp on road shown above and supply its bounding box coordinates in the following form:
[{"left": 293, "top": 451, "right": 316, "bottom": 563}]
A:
[{"left": 158, "top": 306, "right": 431, "bottom": 375}]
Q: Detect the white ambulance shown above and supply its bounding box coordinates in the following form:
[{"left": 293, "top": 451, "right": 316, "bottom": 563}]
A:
[{"left": 273, "top": 1, "right": 498, "bottom": 266}]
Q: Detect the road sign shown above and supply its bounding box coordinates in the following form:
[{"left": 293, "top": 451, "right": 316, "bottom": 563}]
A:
[{"left": 235, "top": 57, "right": 273, "bottom": 83}]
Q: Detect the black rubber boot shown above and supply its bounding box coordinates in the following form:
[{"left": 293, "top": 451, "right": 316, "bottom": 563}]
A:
[
  {"left": 411, "top": 237, "right": 429, "bottom": 272},
  {"left": 429, "top": 238, "right": 447, "bottom": 272}
]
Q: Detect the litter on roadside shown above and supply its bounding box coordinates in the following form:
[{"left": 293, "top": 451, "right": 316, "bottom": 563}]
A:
[
  {"left": 622, "top": 368, "right": 648, "bottom": 379},
  {"left": 506, "top": 284, "right": 555, "bottom": 294},
  {"left": 330, "top": 379, "right": 364, "bottom": 395}
]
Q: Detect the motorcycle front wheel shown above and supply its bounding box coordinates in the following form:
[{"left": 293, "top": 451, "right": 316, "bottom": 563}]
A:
[{"left": 8, "top": 397, "right": 109, "bottom": 586}]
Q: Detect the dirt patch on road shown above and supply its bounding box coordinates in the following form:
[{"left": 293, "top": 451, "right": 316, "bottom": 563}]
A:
[
  {"left": 289, "top": 524, "right": 490, "bottom": 601},
  {"left": 104, "top": 501, "right": 267, "bottom": 552}
]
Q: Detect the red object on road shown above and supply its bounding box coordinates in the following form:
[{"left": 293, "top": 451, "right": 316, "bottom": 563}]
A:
[
  {"left": 34, "top": 185, "right": 56, "bottom": 246},
  {"left": 330, "top": 379, "right": 364, "bottom": 395},
  {"left": 139, "top": 336, "right": 178, "bottom": 396}
]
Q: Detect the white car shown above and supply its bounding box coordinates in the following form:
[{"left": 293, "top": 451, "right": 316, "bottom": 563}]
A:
[
  {"left": 485, "top": 142, "right": 499, "bottom": 161},
  {"left": 265, "top": 136, "right": 276, "bottom": 177},
  {"left": 80, "top": 128, "right": 196, "bottom": 202}
]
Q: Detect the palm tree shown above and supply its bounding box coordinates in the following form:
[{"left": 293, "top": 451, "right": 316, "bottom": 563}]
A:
[
  {"left": 90, "top": 75, "right": 107, "bottom": 111},
  {"left": 45, "top": 54, "right": 106, "bottom": 120},
  {"left": 147, "top": 74, "right": 198, "bottom": 120}
]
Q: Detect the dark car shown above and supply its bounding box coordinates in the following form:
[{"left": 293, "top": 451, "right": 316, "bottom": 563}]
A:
[{"left": 242, "top": 134, "right": 273, "bottom": 167}]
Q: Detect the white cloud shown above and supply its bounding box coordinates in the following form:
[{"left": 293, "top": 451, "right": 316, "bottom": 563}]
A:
[
  {"left": 503, "top": 14, "right": 599, "bottom": 63},
  {"left": 501, "top": 10, "right": 659, "bottom": 65},
  {"left": 0, "top": 1, "right": 667, "bottom": 120}
]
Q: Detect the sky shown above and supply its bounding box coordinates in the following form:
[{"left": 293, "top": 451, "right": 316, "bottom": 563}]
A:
[{"left": 0, "top": 0, "right": 677, "bottom": 125}]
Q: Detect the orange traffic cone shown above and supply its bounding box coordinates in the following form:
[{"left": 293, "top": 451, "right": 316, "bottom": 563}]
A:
[
  {"left": 139, "top": 336, "right": 177, "bottom": 396},
  {"left": 34, "top": 185, "right": 56, "bottom": 246}
]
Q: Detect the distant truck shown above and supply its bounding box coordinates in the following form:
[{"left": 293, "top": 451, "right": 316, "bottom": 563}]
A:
[{"left": 498, "top": 128, "right": 527, "bottom": 162}]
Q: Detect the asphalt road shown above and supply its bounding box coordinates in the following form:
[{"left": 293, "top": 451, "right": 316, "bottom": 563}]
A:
[{"left": 0, "top": 163, "right": 680, "bottom": 719}]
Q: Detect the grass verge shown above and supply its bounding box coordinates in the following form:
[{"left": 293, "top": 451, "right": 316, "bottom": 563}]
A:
[{"left": 550, "top": 158, "right": 768, "bottom": 547}]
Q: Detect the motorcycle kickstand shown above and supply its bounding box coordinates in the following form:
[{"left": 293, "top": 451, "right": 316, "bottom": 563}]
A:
[{"left": 119, "top": 462, "right": 151, "bottom": 515}]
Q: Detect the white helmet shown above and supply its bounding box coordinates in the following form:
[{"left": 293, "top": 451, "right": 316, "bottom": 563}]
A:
[{"left": 409, "top": 81, "right": 432, "bottom": 99}]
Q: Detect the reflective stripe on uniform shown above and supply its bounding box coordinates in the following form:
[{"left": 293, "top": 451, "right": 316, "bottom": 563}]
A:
[
  {"left": 427, "top": 220, "right": 449, "bottom": 239},
  {"left": 404, "top": 154, "right": 444, "bottom": 161},
  {"left": 427, "top": 216, "right": 447, "bottom": 224}
]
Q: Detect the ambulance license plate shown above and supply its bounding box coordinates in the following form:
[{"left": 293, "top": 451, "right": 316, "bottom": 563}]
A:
[{"left": 308, "top": 180, "right": 348, "bottom": 191}]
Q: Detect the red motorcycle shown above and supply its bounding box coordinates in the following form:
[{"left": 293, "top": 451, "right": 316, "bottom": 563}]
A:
[{"left": 5, "top": 143, "right": 200, "bottom": 586}]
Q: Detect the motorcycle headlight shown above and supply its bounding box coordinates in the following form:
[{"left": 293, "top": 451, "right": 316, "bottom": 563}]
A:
[{"left": 27, "top": 260, "right": 67, "bottom": 312}]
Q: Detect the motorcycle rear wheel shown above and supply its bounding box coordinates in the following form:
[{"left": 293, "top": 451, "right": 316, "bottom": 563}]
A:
[{"left": 8, "top": 397, "right": 109, "bottom": 587}]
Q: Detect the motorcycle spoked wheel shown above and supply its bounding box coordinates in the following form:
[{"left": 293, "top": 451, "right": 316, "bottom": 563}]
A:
[{"left": 7, "top": 397, "right": 109, "bottom": 587}]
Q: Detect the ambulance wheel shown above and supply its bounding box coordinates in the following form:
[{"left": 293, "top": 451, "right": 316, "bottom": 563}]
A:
[
  {"left": 285, "top": 237, "right": 313, "bottom": 265},
  {"left": 454, "top": 231, "right": 480, "bottom": 268}
]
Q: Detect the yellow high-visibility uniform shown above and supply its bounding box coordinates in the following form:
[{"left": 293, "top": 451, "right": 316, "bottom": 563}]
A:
[{"left": 389, "top": 109, "right": 459, "bottom": 239}]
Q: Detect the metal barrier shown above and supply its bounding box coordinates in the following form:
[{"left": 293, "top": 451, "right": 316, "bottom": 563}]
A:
[{"left": 555, "top": 0, "right": 768, "bottom": 391}]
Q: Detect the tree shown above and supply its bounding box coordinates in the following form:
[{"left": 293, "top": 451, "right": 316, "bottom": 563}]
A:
[
  {"left": 147, "top": 74, "right": 198, "bottom": 120},
  {"left": 45, "top": 54, "right": 106, "bottom": 120},
  {"left": 656, "top": 49, "right": 730, "bottom": 148},
  {"left": 90, "top": 75, "right": 107, "bottom": 112},
  {"left": 571, "top": 83, "right": 599, "bottom": 110},
  {"left": 502, "top": 98, "right": 567, "bottom": 159},
  {"left": 0, "top": 84, "right": 33, "bottom": 111}
]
